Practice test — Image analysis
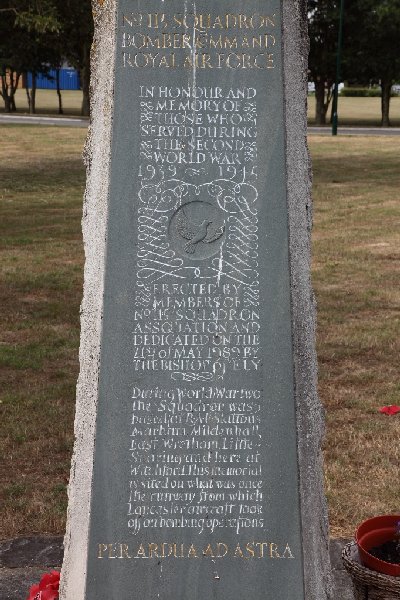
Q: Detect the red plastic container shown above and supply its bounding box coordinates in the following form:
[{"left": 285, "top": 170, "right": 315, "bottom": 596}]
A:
[{"left": 356, "top": 515, "right": 400, "bottom": 577}]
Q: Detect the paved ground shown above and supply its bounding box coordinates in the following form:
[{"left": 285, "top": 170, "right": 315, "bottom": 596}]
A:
[
  {"left": 0, "top": 537, "right": 63, "bottom": 600},
  {"left": 0, "top": 536, "right": 354, "bottom": 599},
  {"left": 309, "top": 125, "right": 400, "bottom": 136},
  {"left": 0, "top": 114, "right": 88, "bottom": 128},
  {"left": 1, "top": 113, "right": 400, "bottom": 136}
]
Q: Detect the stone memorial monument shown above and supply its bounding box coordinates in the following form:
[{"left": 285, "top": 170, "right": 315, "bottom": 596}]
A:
[{"left": 61, "top": 0, "right": 332, "bottom": 598}]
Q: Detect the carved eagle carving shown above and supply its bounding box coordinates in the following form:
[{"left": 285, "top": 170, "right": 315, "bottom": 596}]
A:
[{"left": 176, "top": 210, "right": 225, "bottom": 254}]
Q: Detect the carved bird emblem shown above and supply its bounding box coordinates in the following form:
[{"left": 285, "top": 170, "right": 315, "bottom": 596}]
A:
[{"left": 176, "top": 209, "right": 225, "bottom": 254}]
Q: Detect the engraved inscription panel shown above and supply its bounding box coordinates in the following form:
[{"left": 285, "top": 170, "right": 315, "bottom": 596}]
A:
[{"left": 86, "top": 1, "right": 305, "bottom": 599}]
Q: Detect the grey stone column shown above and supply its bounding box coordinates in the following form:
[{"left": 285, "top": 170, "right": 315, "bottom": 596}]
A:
[
  {"left": 60, "top": 2, "right": 117, "bottom": 598},
  {"left": 283, "top": 1, "right": 333, "bottom": 597},
  {"left": 60, "top": 1, "right": 333, "bottom": 598}
]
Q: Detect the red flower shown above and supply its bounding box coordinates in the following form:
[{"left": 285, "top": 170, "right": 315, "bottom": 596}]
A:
[
  {"left": 27, "top": 584, "right": 40, "bottom": 600},
  {"left": 27, "top": 571, "right": 60, "bottom": 600},
  {"left": 379, "top": 405, "right": 400, "bottom": 415}
]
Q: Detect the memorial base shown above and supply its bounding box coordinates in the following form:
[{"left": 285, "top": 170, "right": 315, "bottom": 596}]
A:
[{"left": 342, "top": 542, "right": 400, "bottom": 600}]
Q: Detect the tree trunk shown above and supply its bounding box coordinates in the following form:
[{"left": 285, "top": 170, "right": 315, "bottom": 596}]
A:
[
  {"left": 29, "top": 73, "right": 37, "bottom": 114},
  {"left": 10, "top": 71, "right": 20, "bottom": 112},
  {"left": 1, "top": 70, "right": 20, "bottom": 112},
  {"left": 25, "top": 80, "right": 31, "bottom": 112},
  {"left": 315, "top": 79, "right": 327, "bottom": 125},
  {"left": 1, "top": 75, "right": 11, "bottom": 112},
  {"left": 56, "top": 68, "right": 63, "bottom": 114},
  {"left": 381, "top": 80, "right": 392, "bottom": 127},
  {"left": 80, "top": 42, "right": 91, "bottom": 117},
  {"left": 3, "top": 93, "right": 11, "bottom": 112}
]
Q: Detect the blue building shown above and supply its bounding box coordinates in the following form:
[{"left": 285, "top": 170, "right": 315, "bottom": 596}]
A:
[{"left": 27, "top": 68, "right": 80, "bottom": 91}]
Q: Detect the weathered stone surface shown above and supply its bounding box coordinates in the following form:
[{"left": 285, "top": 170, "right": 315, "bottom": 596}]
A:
[
  {"left": 330, "top": 539, "right": 355, "bottom": 600},
  {"left": 0, "top": 567, "right": 52, "bottom": 600},
  {"left": 0, "top": 537, "right": 63, "bottom": 568},
  {"left": 60, "top": 2, "right": 117, "bottom": 598},
  {"left": 61, "top": 1, "right": 332, "bottom": 599},
  {"left": 282, "top": 1, "right": 333, "bottom": 597}
]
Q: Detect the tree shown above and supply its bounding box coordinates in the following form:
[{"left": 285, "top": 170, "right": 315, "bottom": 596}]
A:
[
  {"left": 0, "top": 13, "right": 33, "bottom": 112},
  {"left": 308, "top": 0, "right": 341, "bottom": 125},
  {"left": 55, "top": 0, "right": 93, "bottom": 116},
  {"left": 0, "top": 0, "right": 93, "bottom": 117},
  {"left": 0, "top": 1, "right": 60, "bottom": 112},
  {"left": 345, "top": 0, "right": 400, "bottom": 126},
  {"left": 0, "top": 1, "right": 59, "bottom": 33}
]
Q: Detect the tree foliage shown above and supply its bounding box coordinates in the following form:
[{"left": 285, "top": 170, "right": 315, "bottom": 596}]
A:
[
  {"left": 0, "top": 1, "right": 60, "bottom": 33},
  {"left": 344, "top": 0, "right": 400, "bottom": 125},
  {"left": 0, "top": 0, "right": 92, "bottom": 115},
  {"left": 308, "top": 0, "right": 400, "bottom": 126},
  {"left": 0, "top": 3, "right": 59, "bottom": 112},
  {"left": 308, "top": 0, "right": 341, "bottom": 125},
  {"left": 54, "top": 0, "right": 93, "bottom": 116}
]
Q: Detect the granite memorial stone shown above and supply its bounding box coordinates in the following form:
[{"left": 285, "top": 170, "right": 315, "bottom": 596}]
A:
[{"left": 61, "top": 1, "right": 332, "bottom": 599}]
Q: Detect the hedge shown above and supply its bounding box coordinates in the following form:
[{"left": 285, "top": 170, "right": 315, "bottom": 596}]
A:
[{"left": 340, "top": 87, "right": 398, "bottom": 97}]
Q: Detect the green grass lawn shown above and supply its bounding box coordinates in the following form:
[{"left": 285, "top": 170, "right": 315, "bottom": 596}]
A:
[
  {"left": 2, "top": 89, "right": 400, "bottom": 126},
  {"left": 0, "top": 126, "right": 399, "bottom": 539},
  {"left": 0, "top": 126, "right": 86, "bottom": 535},
  {"left": 0, "top": 89, "right": 85, "bottom": 117},
  {"left": 311, "top": 136, "right": 400, "bottom": 536},
  {"left": 308, "top": 96, "right": 400, "bottom": 127}
]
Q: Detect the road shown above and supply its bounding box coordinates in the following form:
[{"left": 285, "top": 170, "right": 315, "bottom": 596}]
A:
[
  {"left": 1, "top": 113, "right": 400, "bottom": 135},
  {"left": 0, "top": 114, "right": 88, "bottom": 128},
  {"left": 308, "top": 125, "right": 400, "bottom": 136}
]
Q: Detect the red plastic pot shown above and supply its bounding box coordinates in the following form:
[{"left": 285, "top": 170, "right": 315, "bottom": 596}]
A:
[{"left": 356, "top": 515, "right": 400, "bottom": 577}]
